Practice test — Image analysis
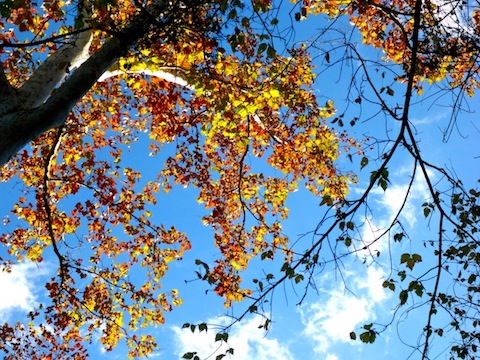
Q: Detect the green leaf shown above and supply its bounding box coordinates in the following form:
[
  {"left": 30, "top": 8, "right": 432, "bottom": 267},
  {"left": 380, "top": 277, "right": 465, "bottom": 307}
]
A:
[
  {"left": 423, "top": 207, "right": 431, "bottom": 218},
  {"left": 228, "top": 9, "right": 237, "bottom": 19},
  {"left": 215, "top": 332, "right": 228, "bottom": 342},
  {"left": 350, "top": 331, "right": 356, "bottom": 340},
  {"left": 411, "top": 281, "right": 424, "bottom": 297},
  {"left": 257, "top": 43, "right": 267, "bottom": 55},
  {"left": 183, "top": 352, "right": 196, "bottom": 359},
  {"left": 320, "top": 194, "right": 333, "bottom": 206},
  {"left": 359, "top": 330, "right": 376, "bottom": 343},
  {"left": 199, "top": 323, "right": 208, "bottom": 332},
  {"left": 400, "top": 253, "right": 422, "bottom": 270},
  {"left": 379, "top": 178, "right": 388, "bottom": 191},
  {"left": 393, "top": 233, "right": 404, "bottom": 242},
  {"left": 267, "top": 45, "right": 276, "bottom": 58},
  {"left": 382, "top": 280, "right": 395, "bottom": 291},
  {"left": 400, "top": 253, "right": 410, "bottom": 264},
  {"left": 468, "top": 274, "right": 477, "bottom": 284},
  {"left": 399, "top": 290, "right": 408, "bottom": 305},
  {"left": 360, "top": 157, "right": 369, "bottom": 170},
  {"left": 261, "top": 250, "right": 273, "bottom": 260}
]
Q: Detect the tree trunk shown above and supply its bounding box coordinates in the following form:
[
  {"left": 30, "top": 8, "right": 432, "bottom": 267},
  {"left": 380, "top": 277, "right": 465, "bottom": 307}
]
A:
[{"left": 0, "top": 2, "right": 181, "bottom": 167}]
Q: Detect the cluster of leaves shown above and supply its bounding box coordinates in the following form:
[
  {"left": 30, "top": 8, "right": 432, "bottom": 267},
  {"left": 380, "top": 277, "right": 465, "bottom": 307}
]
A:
[
  {"left": 302, "top": 0, "right": 480, "bottom": 95},
  {"left": 1, "top": 0, "right": 479, "bottom": 358},
  {"left": 181, "top": 322, "right": 233, "bottom": 360},
  {"left": 0, "top": 0, "right": 358, "bottom": 358},
  {"left": 241, "top": 0, "right": 480, "bottom": 359}
]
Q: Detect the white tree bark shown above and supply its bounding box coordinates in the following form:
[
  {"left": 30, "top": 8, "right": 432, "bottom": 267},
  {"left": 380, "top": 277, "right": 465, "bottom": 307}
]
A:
[
  {"left": 0, "top": 1, "right": 187, "bottom": 167},
  {"left": 99, "top": 68, "right": 192, "bottom": 88},
  {"left": 16, "top": 2, "right": 94, "bottom": 109}
]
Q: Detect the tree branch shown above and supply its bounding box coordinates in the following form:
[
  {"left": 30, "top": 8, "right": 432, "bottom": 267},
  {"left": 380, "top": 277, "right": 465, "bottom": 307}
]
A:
[
  {"left": 16, "top": 2, "right": 94, "bottom": 108},
  {"left": 0, "top": 28, "right": 93, "bottom": 49},
  {"left": 421, "top": 212, "right": 443, "bottom": 360},
  {"left": 0, "top": 63, "right": 17, "bottom": 115},
  {"left": 42, "top": 125, "right": 68, "bottom": 291},
  {"left": 0, "top": 2, "right": 173, "bottom": 167}
]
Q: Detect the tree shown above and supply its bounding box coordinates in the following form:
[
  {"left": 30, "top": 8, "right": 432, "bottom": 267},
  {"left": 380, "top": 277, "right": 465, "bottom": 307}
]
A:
[
  {"left": 0, "top": 0, "right": 354, "bottom": 358},
  {"left": 0, "top": 0, "right": 479, "bottom": 359}
]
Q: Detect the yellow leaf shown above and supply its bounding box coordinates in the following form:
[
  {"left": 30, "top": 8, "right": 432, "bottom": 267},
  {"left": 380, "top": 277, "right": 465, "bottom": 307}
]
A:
[
  {"left": 173, "top": 298, "right": 183, "bottom": 306},
  {"left": 26, "top": 244, "right": 43, "bottom": 261},
  {"left": 268, "top": 89, "right": 280, "bottom": 98}
]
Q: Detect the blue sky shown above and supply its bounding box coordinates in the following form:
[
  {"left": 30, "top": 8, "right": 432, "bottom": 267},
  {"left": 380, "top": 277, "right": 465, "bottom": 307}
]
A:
[{"left": 1, "top": 1, "right": 480, "bottom": 359}]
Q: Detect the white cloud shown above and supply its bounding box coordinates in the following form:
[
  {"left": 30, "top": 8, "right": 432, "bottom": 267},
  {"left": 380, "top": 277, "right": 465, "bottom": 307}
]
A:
[
  {"left": 325, "top": 354, "right": 339, "bottom": 360},
  {"left": 300, "top": 285, "right": 373, "bottom": 355},
  {"left": 368, "top": 165, "right": 433, "bottom": 231},
  {"left": 411, "top": 112, "right": 446, "bottom": 126},
  {"left": 296, "top": 164, "right": 437, "bottom": 357},
  {"left": 432, "top": 0, "right": 472, "bottom": 35},
  {"left": 0, "top": 262, "right": 49, "bottom": 320},
  {"left": 172, "top": 316, "right": 294, "bottom": 360},
  {"left": 356, "top": 266, "right": 388, "bottom": 304},
  {"left": 169, "top": 165, "right": 436, "bottom": 360},
  {"left": 296, "top": 168, "right": 431, "bottom": 357}
]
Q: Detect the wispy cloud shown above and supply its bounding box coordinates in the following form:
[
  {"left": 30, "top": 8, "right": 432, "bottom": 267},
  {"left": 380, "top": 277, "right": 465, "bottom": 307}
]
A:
[
  {"left": 410, "top": 112, "right": 446, "bottom": 126},
  {"left": 0, "top": 262, "right": 49, "bottom": 321},
  {"left": 172, "top": 316, "right": 294, "bottom": 360},
  {"left": 169, "top": 165, "right": 435, "bottom": 360},
  {"left": 298, "top": 263, "right": 389, "bottom": 358},
  {"left": 300, "top": 287, "right": 371, "bottom": 353},
  {"left": 297, "top": 165, "right": 434, "bottom": 357}
]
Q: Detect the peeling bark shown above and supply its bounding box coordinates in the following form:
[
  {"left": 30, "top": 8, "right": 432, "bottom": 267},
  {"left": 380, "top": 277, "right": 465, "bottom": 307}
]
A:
[
  {"left": 17, "top": 2, "right": 94, "bottom": 109},
  {"left": 16, "top": 29, "right": 93, "bottom": 109},
  {"left": 0, "top": 1, "right": 187, "bottom": 167},
  {"left": 99, "top": 67, "right": 192, "bottom": 88}
]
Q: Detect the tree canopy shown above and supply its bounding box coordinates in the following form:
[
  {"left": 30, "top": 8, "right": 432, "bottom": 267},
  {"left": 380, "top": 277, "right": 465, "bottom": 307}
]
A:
[{"left": 0, "top": 0, "right": 479, "bottom": 359}]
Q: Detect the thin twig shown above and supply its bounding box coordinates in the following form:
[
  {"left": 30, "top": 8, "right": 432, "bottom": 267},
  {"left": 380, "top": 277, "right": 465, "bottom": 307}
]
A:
[{"left": 42, "top": 125, "right": 67, "bottom": 289}]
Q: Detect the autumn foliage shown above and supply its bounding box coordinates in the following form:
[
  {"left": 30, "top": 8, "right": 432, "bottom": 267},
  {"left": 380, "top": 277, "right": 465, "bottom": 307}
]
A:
[
  {"left": 0, "top": 0, "right": 479, "bottom": 358},
  {"left": 0, "top": 0, "right": 358, "bottom": 357}
]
